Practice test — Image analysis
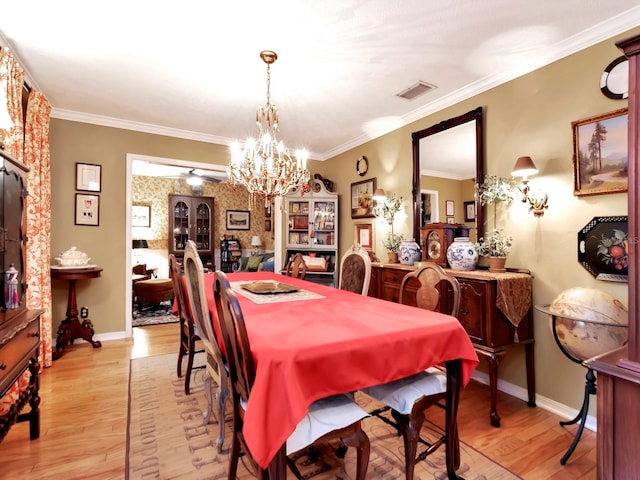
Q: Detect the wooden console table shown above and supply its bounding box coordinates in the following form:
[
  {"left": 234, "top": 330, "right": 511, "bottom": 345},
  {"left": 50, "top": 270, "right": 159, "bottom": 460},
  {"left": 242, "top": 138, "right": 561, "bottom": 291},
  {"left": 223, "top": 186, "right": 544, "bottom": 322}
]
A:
[
  {"left": 51, "top": 266, "right": 103, "bottom": 360},
  {"left": 369, "top": 263, "right": 536, "bottom": 427}
]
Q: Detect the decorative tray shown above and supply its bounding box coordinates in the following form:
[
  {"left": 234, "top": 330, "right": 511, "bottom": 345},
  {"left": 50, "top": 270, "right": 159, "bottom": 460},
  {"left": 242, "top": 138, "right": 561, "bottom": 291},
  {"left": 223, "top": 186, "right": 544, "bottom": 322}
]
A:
[
  {"left": 240, "top": 281, "right": 299, "bottom": 294},
  {"left": 578, "top": 215, "right": 628, "bottom": 282}
]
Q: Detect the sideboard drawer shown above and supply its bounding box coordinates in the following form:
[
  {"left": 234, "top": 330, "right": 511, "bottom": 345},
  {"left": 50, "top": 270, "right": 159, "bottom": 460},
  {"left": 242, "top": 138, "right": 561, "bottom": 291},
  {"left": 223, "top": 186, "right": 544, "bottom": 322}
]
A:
[
  {"left": 458, "top": 279, "right": 489, "bottom": 344},
  {"left": 0, "top": 321, "right": 40, "bottom": 394}
]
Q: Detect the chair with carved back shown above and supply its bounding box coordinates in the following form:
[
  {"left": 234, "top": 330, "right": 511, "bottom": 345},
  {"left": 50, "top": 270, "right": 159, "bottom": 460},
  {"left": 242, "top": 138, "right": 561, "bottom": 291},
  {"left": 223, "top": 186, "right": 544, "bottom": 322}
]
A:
[
  {"left": 338, "top": 243, "right": 371, "bottom": 295},
  {"left": 169, "top": 254, "right": 204, "bottom": 395},
  {"left": 362, "top": 263, "right": 461, "bottom": 480},
  {"left": 285, "top": 253, "right": 308, "bottom": 280},
  {"left": 183, "top": 241, "right": 230, "bottom": 453},
  {"left": 213, "top": 270, "right": 371, "bottom": 480}
]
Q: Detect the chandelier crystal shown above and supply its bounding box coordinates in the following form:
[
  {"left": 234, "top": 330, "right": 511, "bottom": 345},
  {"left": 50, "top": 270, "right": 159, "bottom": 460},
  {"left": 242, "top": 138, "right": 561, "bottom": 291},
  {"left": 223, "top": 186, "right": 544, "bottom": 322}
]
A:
[{"left": 228, "top": 50, "right": 310, "bottom": 208}]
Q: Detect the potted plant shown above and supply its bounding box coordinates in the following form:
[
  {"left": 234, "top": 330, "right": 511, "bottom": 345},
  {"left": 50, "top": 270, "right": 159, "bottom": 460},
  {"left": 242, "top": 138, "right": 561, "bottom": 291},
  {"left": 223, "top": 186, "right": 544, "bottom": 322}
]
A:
[
  {"left": 475, "top": 228, "right": 513, "bottom": 272},
  {"left": 477, "top": 175, "right": 517, "bottom": 226},
  {"left": 382, "top": 232, "right": 404, "bottom": 264}
]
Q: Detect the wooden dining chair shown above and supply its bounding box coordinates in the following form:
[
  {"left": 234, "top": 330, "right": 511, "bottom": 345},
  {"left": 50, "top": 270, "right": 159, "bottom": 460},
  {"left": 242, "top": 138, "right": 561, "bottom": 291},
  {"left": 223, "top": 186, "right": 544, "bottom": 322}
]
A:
[
  {"left": 183, "top": 241, "right": 230, "bottom": 453},
  {"left": 170, "top": 254, "right": 204, "bottom": 396},
  {"left": 285, "top": 253, "right": 307, "bottom": 280},
  {"left": 213, "top": 270, "right": 371, "bottom": 480},
  {"left": 362, "top": 263, "right": 461, "bottom": 480},
  {"left": 338, "top": 243, "right": 371, "bottom": 295}
]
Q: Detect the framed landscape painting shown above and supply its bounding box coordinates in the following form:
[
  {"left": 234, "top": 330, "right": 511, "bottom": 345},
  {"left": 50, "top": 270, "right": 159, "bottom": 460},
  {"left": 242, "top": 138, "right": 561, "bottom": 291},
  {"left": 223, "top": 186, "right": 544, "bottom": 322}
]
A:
[{"left": 572, "top": 108, "right": 628, "bottom": 196}]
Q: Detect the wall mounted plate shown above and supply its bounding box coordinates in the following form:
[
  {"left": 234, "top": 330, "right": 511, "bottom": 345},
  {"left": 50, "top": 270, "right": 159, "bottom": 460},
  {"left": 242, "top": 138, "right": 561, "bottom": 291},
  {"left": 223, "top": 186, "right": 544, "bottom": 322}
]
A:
[{"left": 600, "top": 56, "right": 628, "bottom": 100}]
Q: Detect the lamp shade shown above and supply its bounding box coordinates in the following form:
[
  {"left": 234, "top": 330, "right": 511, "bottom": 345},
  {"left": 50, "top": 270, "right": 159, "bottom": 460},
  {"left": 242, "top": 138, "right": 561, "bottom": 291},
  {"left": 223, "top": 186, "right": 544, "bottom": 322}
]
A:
[
  {"left": 251, "top": 235, "right": 262, "bottom": 247},
  {"left": 512, "top": 156, "right": 538, "bottom": 179},
  {"left": 373, "top": 188, "right": 387, "bottom": 201},
  {"left": 132, "top": 239, "right": 149, "bottom": 249}
]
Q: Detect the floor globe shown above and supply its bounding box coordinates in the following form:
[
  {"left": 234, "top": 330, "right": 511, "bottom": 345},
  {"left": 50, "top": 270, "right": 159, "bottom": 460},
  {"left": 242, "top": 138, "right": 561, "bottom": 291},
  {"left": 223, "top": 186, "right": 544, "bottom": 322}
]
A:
[{"left": 548, "top": 287, "right": 628, "bottom": 362}]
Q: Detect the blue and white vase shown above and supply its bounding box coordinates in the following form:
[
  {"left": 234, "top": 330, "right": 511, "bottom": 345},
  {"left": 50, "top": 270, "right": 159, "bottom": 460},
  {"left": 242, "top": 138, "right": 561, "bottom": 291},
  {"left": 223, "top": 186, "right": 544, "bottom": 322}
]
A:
[
  {"left": 446, "top": 237, "right": 478, "bottom": 271},
  {"left": 399, "top": 238, "right": 421, "bottom": 266}
]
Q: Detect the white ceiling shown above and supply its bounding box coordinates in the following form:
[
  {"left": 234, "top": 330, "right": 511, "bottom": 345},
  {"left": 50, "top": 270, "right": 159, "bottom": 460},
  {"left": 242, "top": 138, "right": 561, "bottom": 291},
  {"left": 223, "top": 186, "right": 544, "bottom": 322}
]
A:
[{"left": 2, "top": 0, "right": 640, "bottom": 168}]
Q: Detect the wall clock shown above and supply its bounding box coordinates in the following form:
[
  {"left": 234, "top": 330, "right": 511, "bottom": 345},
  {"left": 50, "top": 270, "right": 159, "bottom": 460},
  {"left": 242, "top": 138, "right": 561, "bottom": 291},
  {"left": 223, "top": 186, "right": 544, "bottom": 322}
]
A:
[
  {"left": 600, "top": 56, "right": 628, "bottom": 100},
  {"left": 356, "top": 156, "right": 368, "bottom": 176}
]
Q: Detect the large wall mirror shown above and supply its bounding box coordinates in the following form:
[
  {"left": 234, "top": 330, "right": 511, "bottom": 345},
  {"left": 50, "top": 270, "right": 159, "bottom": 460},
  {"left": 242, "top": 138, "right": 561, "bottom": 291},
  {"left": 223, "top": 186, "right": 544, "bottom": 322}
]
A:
[{"left": 411, "top": 106, "right": 484, "bottom": 243}]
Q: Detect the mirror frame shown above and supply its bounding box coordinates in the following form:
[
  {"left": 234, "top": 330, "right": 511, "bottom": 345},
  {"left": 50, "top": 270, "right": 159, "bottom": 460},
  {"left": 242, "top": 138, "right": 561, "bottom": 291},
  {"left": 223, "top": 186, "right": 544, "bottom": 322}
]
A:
[{"left": 411, "top": 106, "right": 484, "bottom": 242}]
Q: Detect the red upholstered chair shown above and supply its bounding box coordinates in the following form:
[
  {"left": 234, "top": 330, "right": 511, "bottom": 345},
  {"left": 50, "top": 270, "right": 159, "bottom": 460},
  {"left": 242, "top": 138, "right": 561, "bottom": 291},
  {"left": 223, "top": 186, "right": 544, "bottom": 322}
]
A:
[
  {"left": 213, "top": 270, "right": 371, "bottom": 480},
  {"left": 362, "top": 263, "right": 461, "bottom": 480},
  {"left": 183, "top": 241, "right": 230, "bottom": 453},
  {"left": 170, "top": 254, "right": 203, "bottom": 395},
  {"left": 285, "top": 252, "right": 307, "bottom": 280}
]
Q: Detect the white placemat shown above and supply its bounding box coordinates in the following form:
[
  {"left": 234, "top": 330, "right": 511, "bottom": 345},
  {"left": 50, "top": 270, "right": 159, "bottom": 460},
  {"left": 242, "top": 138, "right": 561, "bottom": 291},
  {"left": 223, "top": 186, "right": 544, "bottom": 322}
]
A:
[{"left": 231, "top": 281, "right": 326, "bottom": 304}]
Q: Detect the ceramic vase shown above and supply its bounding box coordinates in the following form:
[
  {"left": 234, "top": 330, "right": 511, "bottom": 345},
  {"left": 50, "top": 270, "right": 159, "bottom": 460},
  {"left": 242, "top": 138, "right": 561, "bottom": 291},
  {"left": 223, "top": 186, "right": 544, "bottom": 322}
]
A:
[
  {"left": 399, "top": 238, "right": 421, "bottom": 265},
  {"left": 488, "top": 256, "right": 507, "bottom": 273},
  {"left": 387, "top": 251, "right": 399, "bottom": 264},
  {"left": 446, "top": 237, "right": 478, "bottom": 271}
]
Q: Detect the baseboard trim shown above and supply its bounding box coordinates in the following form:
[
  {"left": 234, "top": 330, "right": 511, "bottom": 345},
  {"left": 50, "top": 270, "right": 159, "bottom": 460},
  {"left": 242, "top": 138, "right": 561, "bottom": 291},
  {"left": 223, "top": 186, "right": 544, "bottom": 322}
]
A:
[{"left": 471, "top": 370, "right": 596, "bottom": 432}]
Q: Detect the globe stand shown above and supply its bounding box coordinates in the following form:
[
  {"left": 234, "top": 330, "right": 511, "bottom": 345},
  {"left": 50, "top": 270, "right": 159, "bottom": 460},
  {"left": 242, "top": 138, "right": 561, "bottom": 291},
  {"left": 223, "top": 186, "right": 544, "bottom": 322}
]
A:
[{"left": 558, "top": 367, "right": 596, "bottom": 465}]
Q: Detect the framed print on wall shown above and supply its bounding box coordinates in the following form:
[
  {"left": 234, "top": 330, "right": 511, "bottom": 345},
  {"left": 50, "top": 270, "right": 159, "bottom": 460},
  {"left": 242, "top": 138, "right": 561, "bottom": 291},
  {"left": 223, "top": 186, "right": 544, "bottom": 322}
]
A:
[
  {"left": 573, "top": 107, "right": 628, "bottom": 196},
  {"left": 132, "top": 204, "right": 151, "bottom": 227},
  {"left": 445, "top": 200, "right": 455, "bottom": 216},
  {"left": 351, "top": 177, "right": 376, "bottom": 219},
  {"left": 75, "top": 193, "right": 100, "bottom": 226},
  {"left": 226, "top": 210, "right": 250, "bottom": 230},
  {"left": 76, "top": 163, "right": 102, "bottom": 192},
  {"left": 355, "top": 223, "right": 374, "bottom": 249},
  {"left": 464, "top": 201, "right": 476, "bottom": 222}
]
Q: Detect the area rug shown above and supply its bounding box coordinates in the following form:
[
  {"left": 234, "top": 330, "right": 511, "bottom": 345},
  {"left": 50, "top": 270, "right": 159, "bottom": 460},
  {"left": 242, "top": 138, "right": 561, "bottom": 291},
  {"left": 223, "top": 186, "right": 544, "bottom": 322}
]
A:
[
  {"left": 126, "top": 353, "right": 522, "bottom": 480},
  {"left": 132, "top": 301, "right": 178, "bottom": 327}
]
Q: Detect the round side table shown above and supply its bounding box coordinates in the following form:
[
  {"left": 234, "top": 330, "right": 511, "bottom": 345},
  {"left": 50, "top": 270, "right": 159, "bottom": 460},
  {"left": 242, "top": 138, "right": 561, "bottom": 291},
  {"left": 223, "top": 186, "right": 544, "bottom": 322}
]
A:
[{"left": 51, "top": 266, "right": 103, "bottom": 360}]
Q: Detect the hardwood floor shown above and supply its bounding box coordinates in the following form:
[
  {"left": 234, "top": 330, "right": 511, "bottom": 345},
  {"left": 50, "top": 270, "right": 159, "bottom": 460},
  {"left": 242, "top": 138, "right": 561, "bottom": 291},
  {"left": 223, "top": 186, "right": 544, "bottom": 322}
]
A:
[{"left": 0, "top": 323, "right": 596, "bottom": 479}]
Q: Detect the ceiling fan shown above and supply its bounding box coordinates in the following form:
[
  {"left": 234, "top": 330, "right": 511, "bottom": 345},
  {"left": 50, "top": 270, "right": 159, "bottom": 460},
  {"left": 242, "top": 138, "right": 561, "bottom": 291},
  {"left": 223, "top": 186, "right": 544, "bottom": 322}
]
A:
[{"left": 132, "top": 161, "right": 227, "bottom": 184}]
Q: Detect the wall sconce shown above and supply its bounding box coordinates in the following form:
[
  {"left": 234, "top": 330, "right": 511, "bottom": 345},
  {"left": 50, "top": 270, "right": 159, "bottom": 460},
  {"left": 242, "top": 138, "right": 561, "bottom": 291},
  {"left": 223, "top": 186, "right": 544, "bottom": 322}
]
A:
[{"left": 511, "top": 156, "right": 548, "bottom": 216}]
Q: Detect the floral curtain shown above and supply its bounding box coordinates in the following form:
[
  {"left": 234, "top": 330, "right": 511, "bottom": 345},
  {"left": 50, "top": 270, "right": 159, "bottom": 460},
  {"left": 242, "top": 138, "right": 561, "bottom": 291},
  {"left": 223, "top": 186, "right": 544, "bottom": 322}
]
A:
[
  {"left": 24, "top": 89, "right": 53, "bottom": 367},
  {"left": 1, "top": 48, "right": 53, "bottom": 367}
]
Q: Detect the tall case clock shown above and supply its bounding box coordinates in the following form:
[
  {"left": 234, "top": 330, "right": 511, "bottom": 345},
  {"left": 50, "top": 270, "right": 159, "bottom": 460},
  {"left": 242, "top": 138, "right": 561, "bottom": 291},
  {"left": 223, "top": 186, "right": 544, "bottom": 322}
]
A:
[{"left": 420, "top": 222, "right": 470, "bottom": 267}]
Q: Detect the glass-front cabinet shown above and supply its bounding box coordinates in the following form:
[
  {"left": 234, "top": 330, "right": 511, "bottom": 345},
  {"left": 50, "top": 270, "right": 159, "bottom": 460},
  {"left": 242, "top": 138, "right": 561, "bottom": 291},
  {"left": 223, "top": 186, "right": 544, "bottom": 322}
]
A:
[
  {"left": 285, "top": 178, "right": 338, "bottom": 286},
  {"left": 168, "top": 194, "right": 214, "bottom": 269}
]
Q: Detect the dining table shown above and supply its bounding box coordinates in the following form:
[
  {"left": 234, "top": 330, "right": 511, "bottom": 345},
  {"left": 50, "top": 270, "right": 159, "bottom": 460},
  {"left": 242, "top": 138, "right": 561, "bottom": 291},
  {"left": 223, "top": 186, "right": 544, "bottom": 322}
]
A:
[{"left": 191, "top": 271, "right": 479, "bottom": 480}]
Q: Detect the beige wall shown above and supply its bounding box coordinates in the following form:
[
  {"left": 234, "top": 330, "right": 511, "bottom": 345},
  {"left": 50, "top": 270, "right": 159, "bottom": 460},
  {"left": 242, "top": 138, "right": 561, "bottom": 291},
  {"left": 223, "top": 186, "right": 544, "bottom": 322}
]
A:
[
  {"left": 316, "top": 27, "right": 639, "bottom": 413},
  {"left": 49, "top": 26, "right": 639, "bottom": 416}
]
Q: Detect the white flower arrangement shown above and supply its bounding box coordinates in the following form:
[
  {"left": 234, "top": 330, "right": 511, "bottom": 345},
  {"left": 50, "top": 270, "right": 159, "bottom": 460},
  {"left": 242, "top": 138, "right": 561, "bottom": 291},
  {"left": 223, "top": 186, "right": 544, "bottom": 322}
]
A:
[
  {"left": 382, "top": 232, "right": 404, "bottom": 253},
  {"left": 475, "top": 228, "right": 513, "bottom": 258}
]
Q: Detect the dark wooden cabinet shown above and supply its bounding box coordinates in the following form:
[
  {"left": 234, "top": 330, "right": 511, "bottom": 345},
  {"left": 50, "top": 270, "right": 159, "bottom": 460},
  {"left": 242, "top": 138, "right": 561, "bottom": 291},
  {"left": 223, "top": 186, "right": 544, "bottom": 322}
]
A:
[
  {"left": 168, "top": 194, "right": 214, "bottom": 269},
  {"left": 369, "top": 263, "right": 535, "bottom": 427},
  {"left": 0, "top": 148, "right": 43, "bottom": 443}
]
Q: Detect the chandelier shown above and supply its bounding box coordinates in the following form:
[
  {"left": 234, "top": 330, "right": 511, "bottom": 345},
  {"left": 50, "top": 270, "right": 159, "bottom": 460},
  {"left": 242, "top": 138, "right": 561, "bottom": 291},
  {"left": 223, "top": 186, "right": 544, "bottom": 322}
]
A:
[{"left": 228, "top": 50, "right": 310, "bottom": 208}]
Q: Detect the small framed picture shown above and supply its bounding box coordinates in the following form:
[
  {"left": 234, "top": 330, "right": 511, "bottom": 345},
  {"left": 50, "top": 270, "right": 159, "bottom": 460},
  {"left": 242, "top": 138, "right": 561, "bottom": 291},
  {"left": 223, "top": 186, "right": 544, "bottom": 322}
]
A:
[
  {"left": 447, "top": 216, "right": 455, "bottom": 224},
  {"left": 75, "top": 193, "right": 100, "bottom": 226},
  {"left": 265, "top": 219, "right": 272, "bottom": 231},
  {"left": 226, "top": 210, "right": 250, "bottom": 230},
  {"left": 76, "top": 163, "right": 102, "bottom": 192},
  {"left": 464, "top": 201, "right": 476, "bottom": 222},
  {"left": 132, "top": 204, "right": 151, "bottom": 227},
  {"left": 355, "top": 223, "right": 374, "bottom": 249},
  {"left": 445, "top": 200, "right": 455, "bottom": 216}
]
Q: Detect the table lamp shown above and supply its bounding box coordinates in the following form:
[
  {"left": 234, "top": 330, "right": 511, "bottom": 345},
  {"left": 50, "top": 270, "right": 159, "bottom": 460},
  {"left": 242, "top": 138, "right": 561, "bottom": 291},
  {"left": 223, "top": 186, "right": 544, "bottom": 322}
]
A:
[
  {"left": 251, "top": 235, "right": 262, "bottom": 255},
  {"left": 132, "top": 239, "right": 149, "bottom": 264}
]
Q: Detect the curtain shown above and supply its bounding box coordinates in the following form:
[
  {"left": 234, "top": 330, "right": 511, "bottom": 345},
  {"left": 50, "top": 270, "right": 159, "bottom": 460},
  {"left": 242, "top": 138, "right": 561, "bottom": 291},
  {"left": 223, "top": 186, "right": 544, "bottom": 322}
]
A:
[
  {"left": 0, "top": 49, "right": 24, "bottom": 159},
  {"left": 24, "top": 89, "right": 53, "bottom": 367}
]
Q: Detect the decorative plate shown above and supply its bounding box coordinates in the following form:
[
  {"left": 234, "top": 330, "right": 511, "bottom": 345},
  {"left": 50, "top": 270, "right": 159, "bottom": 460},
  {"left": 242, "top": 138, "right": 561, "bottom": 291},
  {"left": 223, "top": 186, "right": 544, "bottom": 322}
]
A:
[
  {"left": 51, "top": 264, "right": 98, "bottom": 270},
  {"left": 578, "top": 216, "right": 628, "bottom": 282},
  {"left": 600, "top": 56, "right": 628, "bottom": 100}
]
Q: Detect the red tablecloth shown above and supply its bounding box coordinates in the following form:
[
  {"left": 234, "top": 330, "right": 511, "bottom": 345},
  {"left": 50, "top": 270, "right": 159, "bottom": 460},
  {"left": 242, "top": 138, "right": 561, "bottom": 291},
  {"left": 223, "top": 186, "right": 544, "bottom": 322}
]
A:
[{"left": 187, "top": 271, "right": 478, "bottom": 469}]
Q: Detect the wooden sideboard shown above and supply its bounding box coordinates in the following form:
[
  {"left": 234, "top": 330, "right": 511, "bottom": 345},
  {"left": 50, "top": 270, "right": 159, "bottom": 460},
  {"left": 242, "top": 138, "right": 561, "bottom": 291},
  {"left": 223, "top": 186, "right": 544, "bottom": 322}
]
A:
[
  {"left": 0, "top": 308, "right": 42, "bottom": 442},
  {"left": 369, "top": 263, "right": 536, "bottom": 427}
]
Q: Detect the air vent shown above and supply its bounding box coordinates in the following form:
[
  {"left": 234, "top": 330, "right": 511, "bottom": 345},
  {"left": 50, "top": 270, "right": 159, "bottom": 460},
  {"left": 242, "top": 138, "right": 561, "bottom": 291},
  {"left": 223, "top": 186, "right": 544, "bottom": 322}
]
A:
[{"left": 395, "top": 81, "right": 437, "bottom": 100}]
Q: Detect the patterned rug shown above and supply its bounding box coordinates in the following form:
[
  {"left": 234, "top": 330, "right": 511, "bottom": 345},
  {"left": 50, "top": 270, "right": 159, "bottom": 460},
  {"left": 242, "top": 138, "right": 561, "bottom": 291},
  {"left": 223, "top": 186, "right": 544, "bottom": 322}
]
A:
[
  {"left": 126, "top": 353, "right": 522, "bottom": 479},
  {"left": 132, "top": 301, "right": 178, "bottom": 327}
]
